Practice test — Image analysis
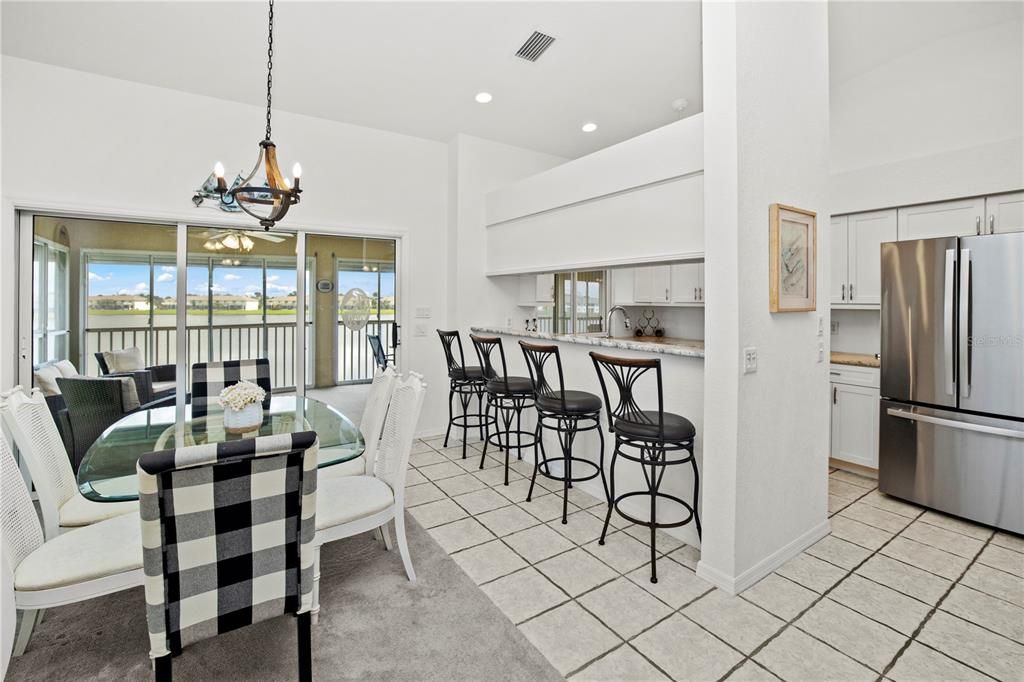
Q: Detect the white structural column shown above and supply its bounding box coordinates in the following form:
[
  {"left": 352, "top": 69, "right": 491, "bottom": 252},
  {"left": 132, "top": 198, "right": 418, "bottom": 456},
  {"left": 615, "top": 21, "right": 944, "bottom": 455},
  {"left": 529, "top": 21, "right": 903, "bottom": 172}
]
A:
[{"left": 698, "top": 1, "right": 832, "bottom": 594}]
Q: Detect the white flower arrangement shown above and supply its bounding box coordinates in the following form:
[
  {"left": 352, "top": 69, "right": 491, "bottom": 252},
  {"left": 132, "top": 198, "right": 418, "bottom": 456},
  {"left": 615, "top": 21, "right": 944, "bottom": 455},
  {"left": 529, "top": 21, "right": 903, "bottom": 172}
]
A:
[{"left": 219, "top": 380, "right": 266, "bottom": 411}]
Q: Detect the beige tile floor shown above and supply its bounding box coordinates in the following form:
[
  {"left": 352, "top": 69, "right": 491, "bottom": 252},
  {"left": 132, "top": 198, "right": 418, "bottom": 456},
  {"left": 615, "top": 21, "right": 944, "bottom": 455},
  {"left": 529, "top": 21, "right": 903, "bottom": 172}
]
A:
[{"left": 404, "top": 435, "right": 1024, "bottom": 681}]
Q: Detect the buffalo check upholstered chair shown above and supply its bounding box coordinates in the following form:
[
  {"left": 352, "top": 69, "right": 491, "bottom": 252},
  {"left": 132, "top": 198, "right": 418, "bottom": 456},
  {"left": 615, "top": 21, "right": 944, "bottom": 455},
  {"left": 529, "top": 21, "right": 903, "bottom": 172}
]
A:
[
  {"left": 312, "top": 372, "right": 426, "bottom": 622},
  {"left": 190, "top": 358, "right": 272, "bottom": 418},
  {"left": 137, "top": 431, "right": 319, "bottom": 681}
]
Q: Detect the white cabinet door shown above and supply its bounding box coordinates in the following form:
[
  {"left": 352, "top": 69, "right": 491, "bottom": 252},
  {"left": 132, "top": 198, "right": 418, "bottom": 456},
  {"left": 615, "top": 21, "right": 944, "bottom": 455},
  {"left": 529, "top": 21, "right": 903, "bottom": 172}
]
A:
[
  {"left": 830, "top": 382, "right": 880, "bottom": 469},
  {"left": 650, "top": 265, "right": 672, "bottom": 304},
  {"left": 612, "top": 269, "right": 636, "bottom": 305},
  {"left": 698, "top": 264, "right": 706, "bottom": 302},
  {"left": 670, "top": 263, "right": 700, "bottom": 303},
  {"left": 535, "top": 274, "right": 554, "bottom": 303},
  {"left": 897, "top": 197, "right": 986, "bottom": 240},
  {"left": 848, "top": 210, "right": 897, "bottom": 306},
  {"left": 986, "top": 192, "right": 1024, "bottom": 234},
  {"left": 633, "top": 267, "right": 654, "bottom": 303},
  {"left": 830, "top": 216, "right": 849, "bottom": 305}
]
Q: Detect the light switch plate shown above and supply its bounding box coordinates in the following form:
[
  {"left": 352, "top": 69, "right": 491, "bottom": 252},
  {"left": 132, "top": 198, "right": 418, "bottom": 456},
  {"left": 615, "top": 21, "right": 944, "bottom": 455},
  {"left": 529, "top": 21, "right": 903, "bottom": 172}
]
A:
[
  {"left": 415, "top": 307, "right": 432, "bottom": 319},
  {"left": 831, "top": 321, "right": 840, "bottom": 335},
  {"left": 817, "top": 341, "right": 825, "bottom": 362},
  {"left": 743, "top": 347, "right": 758, "bottom": 374}
]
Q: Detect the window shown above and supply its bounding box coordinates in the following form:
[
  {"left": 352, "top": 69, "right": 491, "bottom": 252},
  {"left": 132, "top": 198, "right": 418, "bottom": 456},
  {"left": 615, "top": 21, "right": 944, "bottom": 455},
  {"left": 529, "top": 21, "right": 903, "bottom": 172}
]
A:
[
  {"left": 32, "top": 238, "right": 69, "bottom": 364},
  {"left": 543, "top": 270, "right": 608, "bottom": 335}
]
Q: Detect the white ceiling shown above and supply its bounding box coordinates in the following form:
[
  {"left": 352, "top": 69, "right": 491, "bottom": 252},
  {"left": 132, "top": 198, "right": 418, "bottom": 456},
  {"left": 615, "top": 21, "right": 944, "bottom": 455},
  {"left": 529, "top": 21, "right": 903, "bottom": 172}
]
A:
[
  {"left": 0, "top": 1, "right": 703, "bottom": 159},
  {"left": 828, "top": 1, "right": 1022, "bottom": 85}
]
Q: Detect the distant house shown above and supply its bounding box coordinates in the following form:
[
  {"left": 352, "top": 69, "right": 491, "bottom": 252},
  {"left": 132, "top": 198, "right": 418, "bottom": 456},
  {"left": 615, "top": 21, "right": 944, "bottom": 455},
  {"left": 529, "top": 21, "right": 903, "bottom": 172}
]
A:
[
  {"left": 88, "top": 294, "right": 150, "bottom": 311},
  {"left": 185, "top": 294, "right": 260, "bottom": 311},
  {"left": 267, "top": 295, "right": 297, "bottom": 310}
]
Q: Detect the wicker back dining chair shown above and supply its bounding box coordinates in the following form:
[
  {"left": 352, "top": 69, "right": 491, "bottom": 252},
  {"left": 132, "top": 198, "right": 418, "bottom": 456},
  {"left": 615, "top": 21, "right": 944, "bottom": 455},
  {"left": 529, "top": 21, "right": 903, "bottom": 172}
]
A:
[
  {"left": 320, "top": 366, "right": 398, "bottom": 479},
  {"left": 0, "top": 387, "right": 137, "bottom": 540},
  {"left": 1, "top": 431, "right": 142, "bottom": 658},
  {"left": 138, "top": 431, "right": 319, "bottom": 681},
  {"left": 191, "top": 358, "right": 272, "bottom": 417}
]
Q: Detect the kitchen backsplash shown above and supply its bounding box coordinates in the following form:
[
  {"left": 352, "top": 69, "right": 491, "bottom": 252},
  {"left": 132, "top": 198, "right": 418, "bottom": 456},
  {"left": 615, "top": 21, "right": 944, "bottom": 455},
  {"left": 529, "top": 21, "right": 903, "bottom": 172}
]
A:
[
  {"left": 831, "top": 309, "right": 880, "bottom": 354},
  {"left": 618, "top": 306, "right": 705, "bottom": 340}
]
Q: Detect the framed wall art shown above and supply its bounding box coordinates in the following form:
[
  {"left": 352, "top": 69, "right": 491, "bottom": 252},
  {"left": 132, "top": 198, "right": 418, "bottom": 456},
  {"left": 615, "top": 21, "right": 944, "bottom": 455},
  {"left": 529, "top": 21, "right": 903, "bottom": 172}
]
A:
[{"left": 769, "top": 203, "right": 817, "bottom": 312}]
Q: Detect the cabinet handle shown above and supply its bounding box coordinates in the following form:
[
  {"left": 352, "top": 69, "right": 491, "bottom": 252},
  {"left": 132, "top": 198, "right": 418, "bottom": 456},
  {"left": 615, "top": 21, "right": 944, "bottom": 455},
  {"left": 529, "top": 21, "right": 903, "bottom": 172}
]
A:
[
  {"left": 989, "top": 215, "right": 995, "bottom": 234},
  {"left": 694, "top": 287, "right": 697, "bottom": 299},
  {"left": 665, "top": 288, "right": 669, "bottom": 301},
  {"left": 841, "top": 284, "right": 846, "bottom": 301},
  {"left": 699, "top": 287, "right": 703, "bottom": 300},
  {"left": 975, "top": 216, "right": 981, "bottom": 235},
  {"left": 833, "top": 386, "right": 837, "bottom": 404},
  {"left": 849, "top": 283, "right": 854, "bottom": 300}
]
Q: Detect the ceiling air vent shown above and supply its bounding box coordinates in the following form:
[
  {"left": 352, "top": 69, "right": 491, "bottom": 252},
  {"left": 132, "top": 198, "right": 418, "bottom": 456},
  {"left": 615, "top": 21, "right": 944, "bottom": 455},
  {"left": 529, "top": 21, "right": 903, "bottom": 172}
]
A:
[{"left": 515, "top": 31, "right": 556, "bottom": 62}]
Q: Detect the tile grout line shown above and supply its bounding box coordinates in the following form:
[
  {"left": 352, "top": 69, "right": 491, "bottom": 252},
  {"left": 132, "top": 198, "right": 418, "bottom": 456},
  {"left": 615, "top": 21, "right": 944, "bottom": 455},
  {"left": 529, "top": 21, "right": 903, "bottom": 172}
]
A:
[{"left": 879, "top": 533, "right": 998, "bottom": 681}]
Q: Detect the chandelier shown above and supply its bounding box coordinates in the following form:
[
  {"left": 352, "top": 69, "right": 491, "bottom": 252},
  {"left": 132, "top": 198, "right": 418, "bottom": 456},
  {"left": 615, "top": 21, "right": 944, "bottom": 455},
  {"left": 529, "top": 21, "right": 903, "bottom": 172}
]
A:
[{"left": 207, "top": 0, "right": 302, "bottom": 230}]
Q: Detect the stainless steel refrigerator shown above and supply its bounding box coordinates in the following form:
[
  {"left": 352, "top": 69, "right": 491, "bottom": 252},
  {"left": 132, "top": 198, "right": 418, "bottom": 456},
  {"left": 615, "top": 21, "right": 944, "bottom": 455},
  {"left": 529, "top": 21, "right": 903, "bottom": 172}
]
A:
[{"left": 879, "top": 233, "right": 1024, "bottom": 534}]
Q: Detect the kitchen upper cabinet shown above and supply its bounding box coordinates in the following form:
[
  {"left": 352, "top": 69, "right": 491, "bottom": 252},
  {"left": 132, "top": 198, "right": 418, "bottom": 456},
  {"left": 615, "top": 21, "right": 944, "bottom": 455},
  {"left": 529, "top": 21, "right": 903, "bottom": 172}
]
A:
[
  {"left": 986, "top": 192, "right": 1024, "bottom": 234},
  {"left": 897, "top": 197, "right": 986, "bottom": 240},
  {"left": 670, "top": 263, "right": 704, "bottom": 304},
  {"left": 830, "top": 382, "right": 880, "bottom": 469},
  {"left": 612, "top": 269, "right": 635, "bottom": 305},
  {"left": 634, "top": 266, "right": 671, "bottom": 304},
  {"left": 848, "top": 211, "right": 897, "bottom": 305},
  {"left": 831, "top": 210, "right": 896, "bottom": 307},
  {"left": 830, "top": 216, "right": 849, "bottom": 305},
  {"left": 535, "top": 273, "right": 555, "bottom": 303}
]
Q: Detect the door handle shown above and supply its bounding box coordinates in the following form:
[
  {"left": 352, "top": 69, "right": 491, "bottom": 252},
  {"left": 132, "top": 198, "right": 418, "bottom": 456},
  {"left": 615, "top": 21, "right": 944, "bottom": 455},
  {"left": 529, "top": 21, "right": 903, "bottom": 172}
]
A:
[
  {"left": 699, "top": 287, "right": 703, "bottom": 301},
  {"left": 943, "top": 248, "right": 955, "bottom": 396},
  {"left": 887, "top": 408, "right": 1024, "bottom": 439},
  {"left": 392, "top": 324, "right": 401, "bottom": 348},
  {"left": 989, "top": 215, "right": 995, "bottom": 234},
  {"left": 959, "top": 248, "right": 971, "bottom": 399}
]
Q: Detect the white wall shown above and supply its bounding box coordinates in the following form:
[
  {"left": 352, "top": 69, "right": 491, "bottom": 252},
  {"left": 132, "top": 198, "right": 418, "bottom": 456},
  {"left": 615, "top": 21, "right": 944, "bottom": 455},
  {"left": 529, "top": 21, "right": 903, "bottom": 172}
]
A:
[
  {"left": 447, "top": 135, "right": 565, "bottom": 331},
  {"left": 0, "top": 57, "right": 452, "bottom": 434},
  {"left": 831, "top": 18, "right": 1024, "bottom": 213},
  {"left": 831, "top": 309, "right": 880, "bottom": 356},
  {"left": 700, "top": 1, "right": 831, "bottom": 593}
]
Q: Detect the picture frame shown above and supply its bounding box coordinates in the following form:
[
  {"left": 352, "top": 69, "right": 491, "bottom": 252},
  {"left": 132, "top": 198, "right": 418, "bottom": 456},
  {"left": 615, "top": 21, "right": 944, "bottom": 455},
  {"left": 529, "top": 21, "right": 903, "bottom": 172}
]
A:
[{"left": 769, "top": 203, "right": 817, "bottom": 312}]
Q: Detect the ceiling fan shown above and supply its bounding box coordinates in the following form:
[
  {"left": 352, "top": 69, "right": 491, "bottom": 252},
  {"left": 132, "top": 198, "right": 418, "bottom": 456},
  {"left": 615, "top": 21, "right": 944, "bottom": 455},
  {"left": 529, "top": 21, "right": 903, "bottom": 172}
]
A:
[{"left": 197, "top": 229, "right": 290, "bottom": 253}]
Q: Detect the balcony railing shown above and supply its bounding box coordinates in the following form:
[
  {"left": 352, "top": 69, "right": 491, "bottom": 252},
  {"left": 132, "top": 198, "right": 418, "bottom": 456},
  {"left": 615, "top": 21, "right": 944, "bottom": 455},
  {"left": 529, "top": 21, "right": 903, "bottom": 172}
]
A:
[{"left": 337, "top": 319, "right": 396, "bottom": 384}]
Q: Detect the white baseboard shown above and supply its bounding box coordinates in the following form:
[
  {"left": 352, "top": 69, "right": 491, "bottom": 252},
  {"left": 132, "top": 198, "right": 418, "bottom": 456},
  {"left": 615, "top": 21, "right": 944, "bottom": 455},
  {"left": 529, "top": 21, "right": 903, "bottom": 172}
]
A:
[{"left": 695, "top": 518, "right": 831, "bottom": 595}]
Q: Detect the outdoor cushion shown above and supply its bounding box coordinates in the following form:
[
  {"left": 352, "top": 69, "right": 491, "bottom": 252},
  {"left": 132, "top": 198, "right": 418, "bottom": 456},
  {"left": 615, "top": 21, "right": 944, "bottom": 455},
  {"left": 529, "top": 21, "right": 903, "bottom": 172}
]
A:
[
  {"left": 152, "top": 380, "right": 176, "bottom": 395},
  {"left": 54, "top": 360, "right": 80, "bottom": 378},
  {"left": 33, "top": 366, "right": 62, "bottom": 396},
  {"left": 104, "top": 376, "right": 141, "bottom": 412},
  {"left": 102, "top": 347, "right": 145, "bottom": 373},
  {"left": 14, "top": 513, "right": 142, "bottom": 591},
  {"left": 315, "top": 475, "right": 393, "bottom": 530},
  {"left": 58, "top": 495, "right": 138, "bottom": 528}
]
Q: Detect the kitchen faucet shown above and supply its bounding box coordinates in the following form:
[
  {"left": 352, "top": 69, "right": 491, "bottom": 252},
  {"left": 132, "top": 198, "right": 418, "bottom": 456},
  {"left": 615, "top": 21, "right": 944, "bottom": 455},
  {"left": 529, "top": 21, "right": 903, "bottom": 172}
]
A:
[{"left": 606, "top": 305, "right": 632, "bottom": 338}]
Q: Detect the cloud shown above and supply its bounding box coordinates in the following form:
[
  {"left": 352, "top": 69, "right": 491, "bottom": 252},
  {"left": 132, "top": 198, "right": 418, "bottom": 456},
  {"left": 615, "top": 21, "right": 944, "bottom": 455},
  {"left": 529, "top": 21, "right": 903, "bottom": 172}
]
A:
[
  {"left": 88, "top": 272, "right": 110, "bottom": 281},
  {"left": 266, "top": 283, "right": 291, "bottom": 292},
  {"left": 134, "top": 282, "right": 149, "bottom": 292},
  {"left": 157, "top": 272, "right": 174, "bottom": 283},
  {"left": 267, "top": 275, "right": 280, "bottom": 282},
  {"left": 223, "top": 273, "right": 242, "bottom": 281},
  {"left": 116, "top": 288, "right": 130, "bottom": 296},
  {"left": 160, "top": 266, "right": 175, "bottom": 273}
]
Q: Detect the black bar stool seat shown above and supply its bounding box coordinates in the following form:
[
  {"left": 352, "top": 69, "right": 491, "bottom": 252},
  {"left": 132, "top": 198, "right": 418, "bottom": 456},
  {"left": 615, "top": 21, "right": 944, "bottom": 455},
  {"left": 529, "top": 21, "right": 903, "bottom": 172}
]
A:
[
  {"left": 438, "top": 330, "right": 496, "bottom": 459},
  {"left": 537, "top": 390, "right": 603, "bottom": 415},
  {"left": 591, "top": 351, "right": 701, "bottom": 584},
  {"left": 471, "top": 335, "right": 538, "bottom": 486},
  {"left": 614, "top": 412, "right": 696, "bottom": 441},
  {"left": 520, "top": 340, "right": 607, "bottom": 524}
]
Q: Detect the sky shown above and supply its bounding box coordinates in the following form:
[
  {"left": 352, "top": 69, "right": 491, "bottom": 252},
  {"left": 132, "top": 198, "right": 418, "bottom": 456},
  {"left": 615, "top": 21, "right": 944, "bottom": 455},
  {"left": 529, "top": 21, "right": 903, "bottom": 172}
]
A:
[{"left": 87, "top": 261, "right": 395, "bottom": 299}]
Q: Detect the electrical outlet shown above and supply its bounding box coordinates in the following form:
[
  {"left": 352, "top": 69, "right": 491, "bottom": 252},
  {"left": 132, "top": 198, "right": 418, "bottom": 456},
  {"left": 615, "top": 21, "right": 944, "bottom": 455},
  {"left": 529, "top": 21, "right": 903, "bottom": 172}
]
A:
[
  {"left": 743, "top": 347, "right": 758, "bottom": 374},
  {"left": 831, "top": 321, "right": 840, "bottom": 335},
  {"left": 414, "top": 323, "right": 427, "bottom": 337}
]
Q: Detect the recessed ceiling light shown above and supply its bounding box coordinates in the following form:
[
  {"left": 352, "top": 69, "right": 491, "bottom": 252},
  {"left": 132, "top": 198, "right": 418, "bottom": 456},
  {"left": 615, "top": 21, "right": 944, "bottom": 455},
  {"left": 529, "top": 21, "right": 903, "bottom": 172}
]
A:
[
  {"left": 581, "top": 122, "right": 598, "bottom": 133},
  {"left": 475, "top": 92, "right": 493, "bottom": 104}
]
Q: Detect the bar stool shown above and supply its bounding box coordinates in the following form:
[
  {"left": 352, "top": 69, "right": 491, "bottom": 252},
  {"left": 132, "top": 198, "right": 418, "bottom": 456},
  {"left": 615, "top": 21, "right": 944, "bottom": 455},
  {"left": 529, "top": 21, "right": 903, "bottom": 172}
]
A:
[
  {"left": 470, "top": 335, "right": 538, "bottom": 486},
  {"left": 590, "top": 351, "right": 700, "bottom": 583},
  {"left": 437, "top": 330, "right": 494, "bottom": 459},
  {"left": 520, "top": 340, "right": 607, "bottom": 524}
]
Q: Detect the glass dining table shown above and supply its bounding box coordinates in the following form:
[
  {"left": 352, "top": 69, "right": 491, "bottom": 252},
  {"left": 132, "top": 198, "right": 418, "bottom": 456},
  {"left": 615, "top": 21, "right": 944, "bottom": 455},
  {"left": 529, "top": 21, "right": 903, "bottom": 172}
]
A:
[{"left": 77, "top": 395, "right": 365, "bottom": 502}]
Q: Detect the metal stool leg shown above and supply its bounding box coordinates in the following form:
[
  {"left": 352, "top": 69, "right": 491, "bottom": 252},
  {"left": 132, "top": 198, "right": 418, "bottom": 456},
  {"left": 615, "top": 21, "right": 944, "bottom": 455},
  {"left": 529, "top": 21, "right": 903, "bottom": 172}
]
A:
[
  {"left": 690, "top": 448, "right": 702, "bottom": 539},
  {"left": 479, "top": 398, "right": 492, "bottom": 469},
  {"left": 444, "top": 385, "right": 455, "bottom": 447},
  {"left": 527, "top": 420, "right": 543, "bottom": 502},
  {"left": 649, "top": 447, "right": 659, "bottom": 583},
  {"left": 600, "top": 445, "right": 619, "bottom": 544}
]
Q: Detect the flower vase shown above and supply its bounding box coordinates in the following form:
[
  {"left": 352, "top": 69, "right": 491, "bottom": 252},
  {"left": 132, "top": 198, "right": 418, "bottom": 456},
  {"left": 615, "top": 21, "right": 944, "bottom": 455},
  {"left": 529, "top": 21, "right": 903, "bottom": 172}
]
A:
[{"left": 223, "top": 402, "right": 263, "bottom": 434}]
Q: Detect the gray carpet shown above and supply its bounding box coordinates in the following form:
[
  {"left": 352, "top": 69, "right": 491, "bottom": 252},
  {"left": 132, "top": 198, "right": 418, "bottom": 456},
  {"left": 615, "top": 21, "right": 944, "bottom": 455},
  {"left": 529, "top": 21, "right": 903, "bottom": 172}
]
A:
[{"left": 6, "top": 515, "right": 562, "bottom": 681}]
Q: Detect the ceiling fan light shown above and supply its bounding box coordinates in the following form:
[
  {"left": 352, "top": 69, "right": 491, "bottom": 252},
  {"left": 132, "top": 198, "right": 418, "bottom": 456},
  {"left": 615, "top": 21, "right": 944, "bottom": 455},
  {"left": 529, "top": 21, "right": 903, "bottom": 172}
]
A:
[
  {"left": 240, "top": 235, "right": 255, "bottom": 251},
  {"left": 203, "top": 239, "right": 217, "bottom": 251},
  {"left": 222, "top": 234, "right": 240, "bottom": 250}
]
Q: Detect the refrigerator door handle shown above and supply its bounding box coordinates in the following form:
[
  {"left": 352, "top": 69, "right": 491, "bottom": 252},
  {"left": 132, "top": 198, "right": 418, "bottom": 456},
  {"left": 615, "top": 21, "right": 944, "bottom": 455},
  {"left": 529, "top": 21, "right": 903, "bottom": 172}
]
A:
[
  {"left": 943, "top": 249, "right": 956, "bottom": 396},
  {"left": 959, "top": 248, "right": 971, "bottom": 399},
  {"left": 887, "top": 408, "right": 1024, "bottom": 439}
]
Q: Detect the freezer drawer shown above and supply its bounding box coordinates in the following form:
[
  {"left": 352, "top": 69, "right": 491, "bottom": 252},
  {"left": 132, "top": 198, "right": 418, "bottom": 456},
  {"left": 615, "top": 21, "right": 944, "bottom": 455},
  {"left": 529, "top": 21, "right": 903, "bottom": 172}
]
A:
[{"left": 879, "top": 400, "right": 1024, "bottom": 534}]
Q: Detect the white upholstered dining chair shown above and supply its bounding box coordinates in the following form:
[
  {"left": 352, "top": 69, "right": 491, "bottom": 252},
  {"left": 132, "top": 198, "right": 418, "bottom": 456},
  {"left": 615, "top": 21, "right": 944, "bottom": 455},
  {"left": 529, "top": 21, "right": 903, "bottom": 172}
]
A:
[
  {"left": 0, "top": 387, "right": 138, "bottom": 539},
  {"left": 0, "top": 432, "right": 143, "bottom": 656},
  {"left": 319, "top": 366, "right": 396, "bottom": 479},
  {"left": 312, "top": 372, "right": 426, "bottom": 621}
]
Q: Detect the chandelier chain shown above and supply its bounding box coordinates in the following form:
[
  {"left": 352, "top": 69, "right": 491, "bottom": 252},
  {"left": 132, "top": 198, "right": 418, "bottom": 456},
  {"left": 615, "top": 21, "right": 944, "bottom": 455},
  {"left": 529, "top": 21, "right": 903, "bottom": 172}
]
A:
[{"left": 265, "top": 0, "right": 274, "bottom": 141}]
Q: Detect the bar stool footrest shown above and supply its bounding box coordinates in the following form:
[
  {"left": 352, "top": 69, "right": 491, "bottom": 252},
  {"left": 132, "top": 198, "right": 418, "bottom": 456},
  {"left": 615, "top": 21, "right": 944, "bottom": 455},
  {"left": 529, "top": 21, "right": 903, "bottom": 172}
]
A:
[{"left": 610, "top": 491, "right": 696, "bottom": 529}]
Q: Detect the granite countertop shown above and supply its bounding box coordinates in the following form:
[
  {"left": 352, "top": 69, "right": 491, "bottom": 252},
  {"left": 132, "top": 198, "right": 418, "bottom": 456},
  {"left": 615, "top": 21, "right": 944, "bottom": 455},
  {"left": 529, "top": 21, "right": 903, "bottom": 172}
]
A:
[
  {"left": 470, "top": 327, "right": 705, "bottom": 359},
  {"left": 830, "top": 352, "right": 881, "bottom": 369}
]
